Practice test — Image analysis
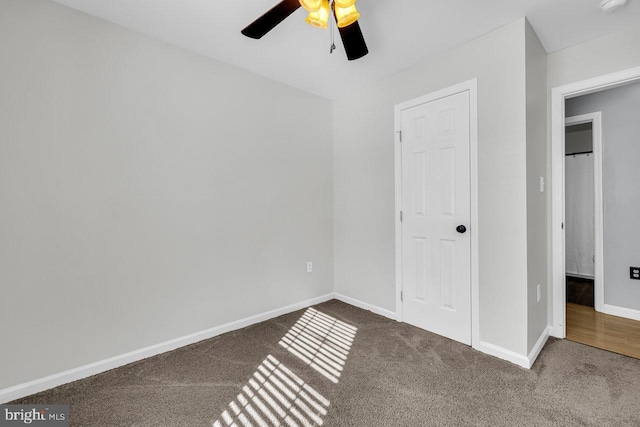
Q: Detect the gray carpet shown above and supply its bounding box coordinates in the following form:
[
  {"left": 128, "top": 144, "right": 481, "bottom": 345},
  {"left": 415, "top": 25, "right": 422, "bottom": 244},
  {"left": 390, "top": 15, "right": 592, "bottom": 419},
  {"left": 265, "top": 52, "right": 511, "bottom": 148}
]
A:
[{"left": 12, "top": 300, "right": 640, "bottom": 426}]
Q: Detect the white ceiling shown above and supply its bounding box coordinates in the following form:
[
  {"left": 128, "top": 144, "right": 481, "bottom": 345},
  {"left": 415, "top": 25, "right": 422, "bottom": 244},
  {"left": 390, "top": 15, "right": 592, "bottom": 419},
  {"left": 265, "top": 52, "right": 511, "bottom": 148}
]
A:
[{"left": 52, "top": 0, "right": 640, "bottom": 99}]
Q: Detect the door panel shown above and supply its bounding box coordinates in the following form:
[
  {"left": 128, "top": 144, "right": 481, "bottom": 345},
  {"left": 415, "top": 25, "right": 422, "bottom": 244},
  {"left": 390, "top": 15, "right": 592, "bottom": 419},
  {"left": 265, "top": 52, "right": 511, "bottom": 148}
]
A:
[
  {"left": 414, "top": 237, "right": 427, "bottom": 302},
  {"left": 401, "top": 90, "right": 471, "bottom": 345}
]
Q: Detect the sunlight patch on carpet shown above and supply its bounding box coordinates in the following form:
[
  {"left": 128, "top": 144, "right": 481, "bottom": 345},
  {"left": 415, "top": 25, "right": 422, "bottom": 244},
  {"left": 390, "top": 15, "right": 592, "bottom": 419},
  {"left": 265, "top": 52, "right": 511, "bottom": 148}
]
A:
[
  {"left": 213, "top": 355, "right": 330, "bottom": 427},
  {"left": 278, "top": 308, "right": 357, "bottom": 383}
]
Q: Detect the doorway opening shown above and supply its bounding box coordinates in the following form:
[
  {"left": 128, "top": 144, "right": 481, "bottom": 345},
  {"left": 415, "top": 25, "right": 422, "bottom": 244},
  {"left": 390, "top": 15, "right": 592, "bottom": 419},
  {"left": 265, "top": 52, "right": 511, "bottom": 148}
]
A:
[
  {"left": 552, "top": 68, "right": 640, "bottom": 359},
  {"left": 564, "top": 114, "right": 602, "bottom": 312},
  {"left": 564, "top": 121, "right": 594, "bottom": 308}
]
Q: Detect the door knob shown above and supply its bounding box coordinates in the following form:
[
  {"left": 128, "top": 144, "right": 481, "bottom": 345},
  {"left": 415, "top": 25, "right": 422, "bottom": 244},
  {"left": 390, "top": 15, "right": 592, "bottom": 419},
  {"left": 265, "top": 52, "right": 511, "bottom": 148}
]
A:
[{"left": 456, "top": 225, "right": 467, "bottom": 234}]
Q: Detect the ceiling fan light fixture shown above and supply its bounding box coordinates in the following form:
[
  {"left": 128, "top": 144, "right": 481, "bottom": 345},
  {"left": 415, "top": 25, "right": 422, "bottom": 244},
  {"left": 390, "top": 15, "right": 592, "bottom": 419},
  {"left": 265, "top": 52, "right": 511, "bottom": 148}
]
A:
[
  {"left": 241, "top": 0, "right": 368, "bottom": 60},
  {"left": 305, "top": 0, "right": 330, "bottom": 29},
  {"left": 334, "top": 0, "right": 356, "bottom": 8},
  {"left": 299, "top": 0, "right": 322, "bottom": 12},
  {"left": 599, "top": 0, "right": 628, "bottom": 12},
  {"left": 335, "top": 4, "right": 360, "bottom": 28}
]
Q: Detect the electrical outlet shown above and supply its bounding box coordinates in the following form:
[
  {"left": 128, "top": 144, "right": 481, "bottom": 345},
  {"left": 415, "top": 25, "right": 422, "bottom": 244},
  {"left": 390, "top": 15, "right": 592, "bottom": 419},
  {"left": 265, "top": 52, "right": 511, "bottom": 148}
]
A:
[
  {"left": 536, "top": 284, "right": 541, "bottom": 302},
  {"left": 307, "top": 262, "right": 313, "bottom": 273},
  {"left": 631, "top": 267, "right": 640, "bottom": 280}
]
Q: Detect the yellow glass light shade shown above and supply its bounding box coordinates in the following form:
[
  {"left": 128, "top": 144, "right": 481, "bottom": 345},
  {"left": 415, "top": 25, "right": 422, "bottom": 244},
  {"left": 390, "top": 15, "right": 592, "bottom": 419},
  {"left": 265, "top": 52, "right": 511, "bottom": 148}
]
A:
[
  {"left": 335, "top": 4, "right": 360, "bottom": 28},
  {"left": 305, "top": 0, "right": 330, "bottom": 29},
  {"left": 299, "top": 0, "right": 321, "bottom": 12},
  {"left": 334, "top": 0, "right": 356, "bottom": 8}
]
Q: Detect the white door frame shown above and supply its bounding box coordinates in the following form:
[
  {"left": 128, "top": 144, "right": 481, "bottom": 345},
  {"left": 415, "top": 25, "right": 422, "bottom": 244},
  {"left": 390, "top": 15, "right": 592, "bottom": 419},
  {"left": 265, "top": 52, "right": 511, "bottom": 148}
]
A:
[
  {"left": 394, "top": 79, "right": 480, "bottom": 349},
  {"left": 551, "top": 66, "right": 640, "bottom": 338},
  {"left": 564, "top": 113, "right": 604, "bottom": 313}
]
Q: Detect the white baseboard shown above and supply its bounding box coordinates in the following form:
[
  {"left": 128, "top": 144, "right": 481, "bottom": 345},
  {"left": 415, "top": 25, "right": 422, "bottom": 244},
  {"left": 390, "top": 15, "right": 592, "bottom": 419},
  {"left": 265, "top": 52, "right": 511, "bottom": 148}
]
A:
[
  {"left": 603, "top": 304, "right": 640, "bottom": 321},
  {"left": 476, "top": 341, "right": 530, "bottom": 369},
  {"left": 527, "top": 326, "right": 550, "bottom": 368},
  {"left": 333, "top": 293, "right": 397, "bottom": 321},
  {"left": 475, "top": 327, "right": 550, "bottom": 370},
  {"left": 548, "top": 324, "right": 564, "bottom": 339},
  {"left": 0, "top": 293, "right": 334, "bottom": 404}
]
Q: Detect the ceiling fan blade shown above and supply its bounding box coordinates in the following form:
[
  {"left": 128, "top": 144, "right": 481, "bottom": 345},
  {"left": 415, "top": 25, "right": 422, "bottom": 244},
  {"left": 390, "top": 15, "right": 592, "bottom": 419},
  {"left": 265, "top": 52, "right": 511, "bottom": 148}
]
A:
[
  {"left": 241, "top": 0, "right": 302, "bottom": 39},
  {"left": 333, "top": 14, "right": 368, "bottom": 60}
]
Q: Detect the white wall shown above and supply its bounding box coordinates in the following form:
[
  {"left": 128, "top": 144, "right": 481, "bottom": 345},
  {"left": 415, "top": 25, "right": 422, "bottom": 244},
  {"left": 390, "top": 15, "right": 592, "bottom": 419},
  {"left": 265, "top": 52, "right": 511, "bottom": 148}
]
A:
[
  {"left": 565, "top": 81, "right": 640, "bottom": 311},
  {"left": 333, "top": 19, "right": 531, "bottom": 356},
  {"left": 547, "top": 23, "right": 640, "bottom": 325},
  {"left": 525, "top": 21, "right": 549, "bottom": 353},
  {"left": 0, "top": 0, "right": 333, "bottom": 390},
  {"left": 547, "top": 25, "right": 640, "bottom": 91}
]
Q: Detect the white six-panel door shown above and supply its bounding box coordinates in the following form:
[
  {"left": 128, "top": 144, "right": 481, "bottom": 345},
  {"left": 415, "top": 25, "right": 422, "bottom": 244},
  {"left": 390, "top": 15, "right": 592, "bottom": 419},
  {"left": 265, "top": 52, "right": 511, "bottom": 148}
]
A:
[{"left": 400, "top": 90, "right": 471, "bottom": 345}]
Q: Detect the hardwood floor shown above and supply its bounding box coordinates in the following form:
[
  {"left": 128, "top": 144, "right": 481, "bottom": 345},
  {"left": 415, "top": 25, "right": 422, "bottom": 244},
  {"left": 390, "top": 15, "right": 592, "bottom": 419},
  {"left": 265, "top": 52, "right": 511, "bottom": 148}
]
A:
[{"left": 566, "top": 303, "right": 640, "bottom": 359}]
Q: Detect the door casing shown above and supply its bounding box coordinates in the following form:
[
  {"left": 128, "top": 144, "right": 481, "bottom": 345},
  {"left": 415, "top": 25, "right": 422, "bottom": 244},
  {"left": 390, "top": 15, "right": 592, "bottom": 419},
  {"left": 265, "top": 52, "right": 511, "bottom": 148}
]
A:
[
  {"left": 551, "top": 66, "right": 640, "bottom": 338},
  {"left": 394, "top": 79, "right": 480, "bottom": 350}
]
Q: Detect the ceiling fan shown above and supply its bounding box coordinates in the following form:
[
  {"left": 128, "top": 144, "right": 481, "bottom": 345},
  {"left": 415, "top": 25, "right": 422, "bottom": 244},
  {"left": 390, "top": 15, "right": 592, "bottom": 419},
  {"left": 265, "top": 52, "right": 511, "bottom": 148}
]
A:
[{"left": 241, "top": 0, "right": 368, "bottom": 61}]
